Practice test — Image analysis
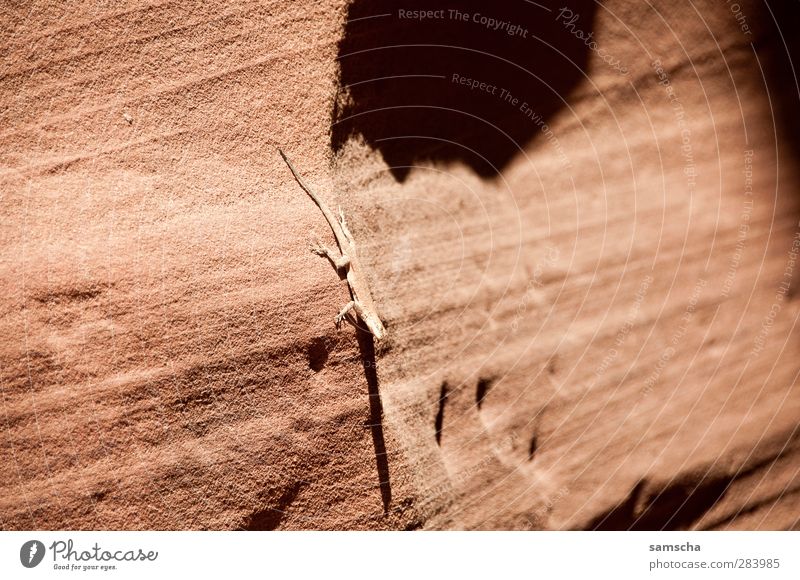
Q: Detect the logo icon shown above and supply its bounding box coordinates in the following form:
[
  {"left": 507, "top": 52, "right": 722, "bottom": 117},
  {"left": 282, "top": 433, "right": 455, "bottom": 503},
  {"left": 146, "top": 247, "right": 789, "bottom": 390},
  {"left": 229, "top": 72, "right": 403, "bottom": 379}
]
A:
[{"left": 20, "top": 540, "right": 45, "bottom": 568}]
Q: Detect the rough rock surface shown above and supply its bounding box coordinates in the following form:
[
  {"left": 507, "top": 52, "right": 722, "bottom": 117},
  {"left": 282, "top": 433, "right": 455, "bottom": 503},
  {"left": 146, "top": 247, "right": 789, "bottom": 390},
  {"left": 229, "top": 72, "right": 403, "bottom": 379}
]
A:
[{"left": 1, "top": 0, "right": 799, "bottom": 529}]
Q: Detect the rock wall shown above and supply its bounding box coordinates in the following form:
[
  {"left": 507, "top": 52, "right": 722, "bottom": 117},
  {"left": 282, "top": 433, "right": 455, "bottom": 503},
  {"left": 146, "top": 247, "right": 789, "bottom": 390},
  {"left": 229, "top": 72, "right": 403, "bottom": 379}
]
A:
[{"left": 1, "top": 0, "right": 798, "bottom": 529}]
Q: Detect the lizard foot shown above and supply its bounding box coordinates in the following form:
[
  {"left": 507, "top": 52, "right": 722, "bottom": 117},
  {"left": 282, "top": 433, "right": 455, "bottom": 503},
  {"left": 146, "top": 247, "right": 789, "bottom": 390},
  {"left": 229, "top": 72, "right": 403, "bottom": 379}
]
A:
[
  {"left": 309, "top": 235, "right": 328, "bottom": 257},
  {"left": 335, "top": 301, "right": 356, "bottom": 328}
]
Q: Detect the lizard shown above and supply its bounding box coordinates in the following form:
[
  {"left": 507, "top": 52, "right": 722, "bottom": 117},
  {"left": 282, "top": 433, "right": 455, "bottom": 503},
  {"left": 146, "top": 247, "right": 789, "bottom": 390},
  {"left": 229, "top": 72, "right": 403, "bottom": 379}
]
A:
[{"left": 279, "top": 148, "right": 387, "bottom": 341}]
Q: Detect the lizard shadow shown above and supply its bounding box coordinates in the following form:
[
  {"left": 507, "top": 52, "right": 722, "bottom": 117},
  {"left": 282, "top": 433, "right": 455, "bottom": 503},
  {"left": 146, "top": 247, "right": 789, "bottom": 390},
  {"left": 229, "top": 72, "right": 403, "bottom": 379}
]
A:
[
  {"left": 333, "top": 0, "right": 598, "bottom": 181},
  {"left": 355, "top": 326, "right": 392, "bottom": 513}
]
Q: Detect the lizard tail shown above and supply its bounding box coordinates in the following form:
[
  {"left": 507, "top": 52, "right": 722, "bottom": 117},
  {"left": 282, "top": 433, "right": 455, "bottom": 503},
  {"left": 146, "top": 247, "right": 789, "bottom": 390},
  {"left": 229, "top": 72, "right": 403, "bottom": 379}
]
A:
[{"left": 278, "top": 148, "right": 346, "bottom": 250}]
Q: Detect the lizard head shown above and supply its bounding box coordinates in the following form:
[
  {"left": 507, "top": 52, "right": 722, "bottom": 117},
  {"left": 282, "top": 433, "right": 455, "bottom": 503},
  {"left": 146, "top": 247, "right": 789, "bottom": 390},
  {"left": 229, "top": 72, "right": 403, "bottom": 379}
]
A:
[{"left": 363, "top": 312, "right": 387, "bottom": 341}]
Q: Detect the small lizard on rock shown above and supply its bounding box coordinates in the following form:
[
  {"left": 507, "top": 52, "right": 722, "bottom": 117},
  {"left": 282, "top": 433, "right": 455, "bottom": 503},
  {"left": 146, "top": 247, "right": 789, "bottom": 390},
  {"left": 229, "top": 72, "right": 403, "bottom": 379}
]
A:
[{"left": 279, "top": 149, "right": 387, "bottom": 341}]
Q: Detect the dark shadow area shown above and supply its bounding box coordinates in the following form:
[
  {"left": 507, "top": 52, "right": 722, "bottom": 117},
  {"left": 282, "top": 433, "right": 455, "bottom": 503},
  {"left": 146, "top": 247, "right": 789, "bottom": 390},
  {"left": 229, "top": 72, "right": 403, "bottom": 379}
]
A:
[
  {"left": 434, "top": 381, "right": 448, "bottom": 446},
  {"left": 756, "top": 1, "right": 800, "bottom": 158},
  {"left": 333, "top": 0, "right": 597, "bottom": 180},
  {"left": 240, "top": 481, "right": 305, "bottom": 530},
  {"left": 307, "top": 336, "right": 329, "bottom": 371},
  {"left": 588, "top": 480, "right": 647, "bottom": 531},
  {"left": 588, "top": 476, "right": 732, "bottom": 531},
  {"left": 587, "top": 440, "right": 798, "bottom": 531},
  {"left": 705, "top": 484, "right": 800, "bottom": 530},
  {"left": 475, "top": 376, "right": 494, "bottom": 409},
  {"left": 355, "top": 328, "right": 392, "bottom": 513},
  {"left": 528, "top": 434, "right": 538, "bottom": 460}
]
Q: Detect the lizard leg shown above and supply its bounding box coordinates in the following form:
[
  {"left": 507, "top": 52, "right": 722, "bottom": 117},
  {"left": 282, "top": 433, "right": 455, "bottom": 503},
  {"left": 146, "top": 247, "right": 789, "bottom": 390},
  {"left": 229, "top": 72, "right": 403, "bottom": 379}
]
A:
[
  {"left": 335, "top": 300, "right": 369, "bottom": 330},
  {"left": 335, "top": 301, "right": 356, "bottom": 328},
  {"left": 310, "top": 236, "right": 350, "bottom": 271}
]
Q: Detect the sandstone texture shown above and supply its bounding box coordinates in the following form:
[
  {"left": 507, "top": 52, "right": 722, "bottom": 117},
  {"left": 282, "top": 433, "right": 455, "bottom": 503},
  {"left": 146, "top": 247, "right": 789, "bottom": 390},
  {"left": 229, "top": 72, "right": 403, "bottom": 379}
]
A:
[{"left": 1, "top": 0, "right": 799, "bottom": 529}]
